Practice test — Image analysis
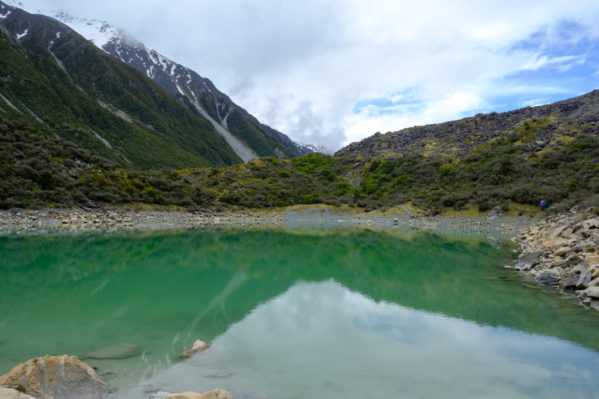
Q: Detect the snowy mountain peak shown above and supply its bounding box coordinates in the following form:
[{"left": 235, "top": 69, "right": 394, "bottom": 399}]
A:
[
  {"left": 2, "top": 0, "right": 312, "bottom": 159},
  {"left": 51, "top": 10, "right": 126, "bottom": 49}
]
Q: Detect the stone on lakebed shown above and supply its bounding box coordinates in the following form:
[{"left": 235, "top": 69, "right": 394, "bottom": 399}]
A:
[
  {"left": 152, "top": 389, "right": 231, "bottom": 399},
  {"left": 181, "top": 340, "right": 211, "bottom": 359},
  {"left": 166, "top": 389, "right": 231, "bottom": 399},
  {"left": 81, "top": 343, "right": 142, "bottom": 360},
  {"left": 536, "top": 270, "right": 560, "bottom": 286}
]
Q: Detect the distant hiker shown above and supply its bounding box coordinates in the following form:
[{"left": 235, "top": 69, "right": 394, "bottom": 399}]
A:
[{"left": 539, "top": 200, "right": 546, "bottom": 210}]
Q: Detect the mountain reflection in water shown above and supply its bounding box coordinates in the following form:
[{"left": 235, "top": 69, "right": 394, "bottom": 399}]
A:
[{"left": 1, "top": 228, "right": 598, "bottom": 398}]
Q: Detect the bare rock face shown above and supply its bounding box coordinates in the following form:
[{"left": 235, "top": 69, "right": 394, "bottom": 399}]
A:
[
  {"left": 0, "top": 355, "right": 106, "bottom": 399},
  {"left": 0, "top": 387, "right": 37, "bottom": 399},
  {"left": 165, "top": 389, "right": 232, "bottom": 399}
]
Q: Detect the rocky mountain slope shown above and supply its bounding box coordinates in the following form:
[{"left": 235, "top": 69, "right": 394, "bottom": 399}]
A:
[
  {"left": 337, "top": 90, "right": 599, "bottom": 160},
  {"left": 49, "top": 9, "right": 310, "bottom": 160},
  {"left": 0, "top": 1, "right": 243, "bottom": 169}
]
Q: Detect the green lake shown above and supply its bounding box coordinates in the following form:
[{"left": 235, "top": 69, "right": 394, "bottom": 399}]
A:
[{"left": 1, "top": 225, "right": 599, "bottom": 398}]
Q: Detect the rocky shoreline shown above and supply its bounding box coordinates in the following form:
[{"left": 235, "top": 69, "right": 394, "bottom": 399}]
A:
[{"left": 513, "top": 208, "right": 599, "bottom": 311}]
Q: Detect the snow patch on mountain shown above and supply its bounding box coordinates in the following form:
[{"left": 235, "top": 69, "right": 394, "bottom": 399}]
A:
[
  {"left": 52, "top": 11, "right": 121, "bottom": 49},
  {"left": 16, "top": 28, "right": 27, "bottom": 39},
  {"left": 0, "top": 8, "right": 12, "bottom": 19}
]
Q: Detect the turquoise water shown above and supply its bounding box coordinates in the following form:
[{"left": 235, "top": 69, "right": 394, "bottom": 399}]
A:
[{"left": 1, "top": 227, "right": 598, "bottom": 398}]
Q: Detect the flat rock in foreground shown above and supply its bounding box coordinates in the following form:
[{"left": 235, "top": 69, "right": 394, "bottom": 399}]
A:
[
  {"left": 0, "top": 355, "right": 106, "bottom": 399},
  {"left": 0, "top": 387, "right": 36, "bottom": 399}
]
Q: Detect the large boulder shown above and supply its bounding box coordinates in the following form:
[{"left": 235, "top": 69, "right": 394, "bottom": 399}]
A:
[
  {"left": 0, "top": 387, "right": 36, "bottom": 399},
  {"left": 0, "top": 355, "right": 106, "bottom": 399}
]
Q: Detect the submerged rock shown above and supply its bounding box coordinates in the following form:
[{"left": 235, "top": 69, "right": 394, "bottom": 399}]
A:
[
  {"left": 514, "top": 251, "right": 543, "bottom": 270},
  {"left": 0, "top": 387, "right": 36, "bottom": 399},
  {"left": 82, "top": 343, "right": 142, "bottom": 360},
  {"left": 0, "top": 355, "right": 106, "bottom": 399},
  {"left": 536, "top": 270, "right": 560, "bottom": 286},
  {"left": 165, "top": 389, "right": 232, "bottom": 399},
  {"left": 181, "top": 340, "right": 211, "bottom": 359}
]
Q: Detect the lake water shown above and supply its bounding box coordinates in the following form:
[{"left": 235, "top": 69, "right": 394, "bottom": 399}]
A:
[{"left": 1, "top": 226, "right": 599, "bottom": 399}]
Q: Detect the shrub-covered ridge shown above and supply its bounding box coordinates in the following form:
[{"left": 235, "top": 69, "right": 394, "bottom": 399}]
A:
[{"left": 1, "top": 110, "right": 598, "bottom": 213}]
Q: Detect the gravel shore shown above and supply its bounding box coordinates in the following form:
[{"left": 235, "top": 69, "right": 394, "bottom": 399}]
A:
[{"left": 0, "top": 206, "right": 535, "bottom": 237}]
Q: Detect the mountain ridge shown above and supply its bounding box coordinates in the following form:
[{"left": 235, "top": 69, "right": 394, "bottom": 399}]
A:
[
  {"left": 1, "top": 86, "right": 597, "bottom": 212},
  {"left": 47, "top": 8, "right": 311, "bottom": 160},
  {"left": 336, "top": 89, "right": 599, "bottom": 160},
  {"left": 0, "top": 0, "right": 246, "bottom": 169}
]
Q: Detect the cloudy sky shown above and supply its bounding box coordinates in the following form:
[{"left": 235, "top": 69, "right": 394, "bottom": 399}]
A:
[{"left": 11, "top": 0, "right": 599, "bottom": 152}]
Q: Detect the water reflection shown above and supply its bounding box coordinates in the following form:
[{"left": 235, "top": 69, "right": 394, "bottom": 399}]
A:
[
  {"left": 1, "top": 228, "right": 599, "bottom": 398},
  {"left": 128, "top": 281, "right": 599, "bottom": 399}
]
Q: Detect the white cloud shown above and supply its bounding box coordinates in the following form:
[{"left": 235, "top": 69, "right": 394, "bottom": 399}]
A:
[
  {"left": 13, "top": 0, "right": 599, "bottom": 151},
  {"left": 134, "top": 281, "right": 596, "bottom": 398}
]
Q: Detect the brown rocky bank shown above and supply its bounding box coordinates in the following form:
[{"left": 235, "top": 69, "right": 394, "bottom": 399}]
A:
[{"left": 513, "top": 209, "right": 599, "bottom": 311}]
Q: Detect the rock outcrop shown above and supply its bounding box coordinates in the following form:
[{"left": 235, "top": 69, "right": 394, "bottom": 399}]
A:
[
  {"left": 514, "top": 209, "right": 599, "bottom": 310},
  {"left": 0, "top": 355, "right": 106, "bottom": 399}
]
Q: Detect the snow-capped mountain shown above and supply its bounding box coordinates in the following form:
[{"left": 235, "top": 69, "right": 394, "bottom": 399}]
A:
[
  {"left": 0, "top": 1, "right": 245, "bottom": 169},
  {"left": 31, "top": 6, "right": 311, "bottom": 160}
]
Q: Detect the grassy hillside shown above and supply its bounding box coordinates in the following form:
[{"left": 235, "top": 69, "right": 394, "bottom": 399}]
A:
[{"left": 2, "top": 113, "right": 597, "bottom": 213}]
